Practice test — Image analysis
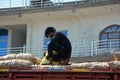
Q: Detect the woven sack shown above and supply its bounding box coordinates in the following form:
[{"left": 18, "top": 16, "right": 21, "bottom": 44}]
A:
[
  {"left": 16, "top": 53, "right": 35, "bottom": 63},
  {"left": 91, "top": 62, "right": 109, "bottom": 70},
  {"left": 108, "top": 61, "right": 120, "bottom": 69},
  {"left": 70, "top": 62, "right": 97, "bottom": 68},
  {"left": 0, "top": 54, "right": 16, "bottom": 60},
  {"left": 34, "top": 57, "right": 41, "bottom": 65},
  {"left": 112, "top": 52, "right": 120, "bottom": 61},
  {"left": 0, "top": 59, "right": 33, "bottom": 68}
]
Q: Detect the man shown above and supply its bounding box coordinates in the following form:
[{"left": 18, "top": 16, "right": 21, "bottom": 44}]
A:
[{"left": 45, "top": 27, "right": 72, "bottom": 65}]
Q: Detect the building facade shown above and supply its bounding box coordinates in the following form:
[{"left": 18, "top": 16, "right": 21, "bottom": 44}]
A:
[{"left": 0, "top": 0, "right": 120, "bottom": 58}]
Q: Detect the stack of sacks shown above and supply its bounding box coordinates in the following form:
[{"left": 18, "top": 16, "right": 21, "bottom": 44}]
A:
[
  {"left": 31, "top": 62, "right": 110, "bottom": 70},
  {"left": 109, "top": 49, "right": 120, "bottom": 69},
  {"left": 0, "top": 59, "right": 32, "bottom": 68},
  {"left": 0, "top": 53, "right": 41, "bottom": 68},
  {"left": 15, "top": 53, "right": 35, "bottom": 63},
  {"left": 71, "top": 62, "right": 110, "bottom": 70},
  {"left": 112, "top": 52, "right": 120, "bottom": 61},
  {"left": 108, "top": 61, "right": 120, "bottom": 70},
  {"left": 71, "top": 62, "right": 96, "bottom": 69},
  {"left": 91, "top": 62, "right": 109, "bottom": 70},
  {"left": 0, "top": 54, "right": 17, "bottom": 60}
]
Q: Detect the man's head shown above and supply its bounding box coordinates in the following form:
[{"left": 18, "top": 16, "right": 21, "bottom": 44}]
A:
[{"left": 45, "top": 27, "right": 56, "bottom": 38}]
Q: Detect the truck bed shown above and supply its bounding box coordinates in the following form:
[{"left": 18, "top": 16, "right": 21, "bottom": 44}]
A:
[{"left": 0, "top": 65, "right": 120, "bottom": 80}]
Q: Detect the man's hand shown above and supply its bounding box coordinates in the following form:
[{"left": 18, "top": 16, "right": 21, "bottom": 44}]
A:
[{"left": 49, "top": 58, "right": 53, "bottom": 65}]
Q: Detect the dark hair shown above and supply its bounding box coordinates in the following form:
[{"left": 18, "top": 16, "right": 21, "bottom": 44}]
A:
[{"left": 45, "top": 27, "right": 56, "bottom": 38}]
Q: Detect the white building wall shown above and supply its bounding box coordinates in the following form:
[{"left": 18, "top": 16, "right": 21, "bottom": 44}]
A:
[
  {"left": 0, "top": 4, "right": 120, "bottom": 57},
  {"left": 29, "top": 4, "right": 120, "bottom": 57}
]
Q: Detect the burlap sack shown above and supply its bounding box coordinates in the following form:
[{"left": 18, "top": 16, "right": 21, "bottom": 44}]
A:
[
  {"left": 0, "top": 59, "right": 33, "bottom": 68},
  {"left": 71, "top": 62, "right": 110, "bottom": 70},
  {"left": 112, "top": 52, "right": 120, "bottom": 61},
  {"left": 0, "top": 54, "right": 17, "bottom": 60},
  {"left": 34, "top": 57, "right": 41, "bottom": 65},
  {"left": 15, "top": 53, "right": 35, "bottom": 63},
  {"left": 70, "top": 62, "right": 97, "bottom": 68},
  {"left": 91, "top": 62, "right": 110, "bottom": 70},
  {"left": 108, "top": 61, "right": 120, "bottom": 69}
]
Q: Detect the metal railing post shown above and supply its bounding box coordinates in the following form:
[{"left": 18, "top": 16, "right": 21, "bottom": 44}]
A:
[
  {"left": 41, "top": 0, "right": 43, "bottom": 7},
  {"left": 22, "top": 0, "right": 24, "bottom": 9},
  {"left": 25, "top": 0, "right": 28, "bottom": 8},
  {"left": 91, "top": 40, "right": 94, "bottom": 56},
  {"left": 23, "top": 45, "right": 26, "bottom": 53},
  {"left": 109, "top": 40, "right": 112, "bottom": 53},
  {"left": 9, "top": 0, "right": 12, "bottom": 9}
]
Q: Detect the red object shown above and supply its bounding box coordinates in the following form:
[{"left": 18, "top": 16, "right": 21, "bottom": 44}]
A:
[{"left": 0, "top": 69, "right": 120, "bottom": 80}]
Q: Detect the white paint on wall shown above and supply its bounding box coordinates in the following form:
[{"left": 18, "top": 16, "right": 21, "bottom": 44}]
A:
[{"left": 0, "top": 4, "right": 120, "bottom": 57}]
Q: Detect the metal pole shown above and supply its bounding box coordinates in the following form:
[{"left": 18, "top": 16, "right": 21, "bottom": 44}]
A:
[
  {"left": 9, "top": 0, "right": 12, "bottom": 9},
  {"left": 23, "top": 45, "right": 26, "bottom": 53},
  {"left": 25, "top": 0, "right": 27, "bottom": 8},
  {"left": 22, "top": 0, "right": 24, "bottom": 9},
  {"left": 41, "top": 0, "right": 43, "bottom": 7},
  {"left": 91, "top": 40, "right": 94, "bottom": 56},
  {"left": 110, "top": 40, "right": 112, "bottom": 54}
]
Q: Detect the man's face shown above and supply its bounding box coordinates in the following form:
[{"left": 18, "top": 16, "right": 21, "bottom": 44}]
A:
[{"left": 47, "top": 32, "right": 55, "bottom": 38}]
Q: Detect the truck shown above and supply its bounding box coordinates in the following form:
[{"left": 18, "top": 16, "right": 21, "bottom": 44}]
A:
[{"left": 0, "top": 65, "right": 120, "bottom": 80}]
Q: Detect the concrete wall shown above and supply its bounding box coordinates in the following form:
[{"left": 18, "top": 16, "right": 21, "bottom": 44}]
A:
[
  {"left": 0, "top": 3, "right": 120, "bottom": 57},
  {"left": 27, "top": 4, "right": 120, "bottom": 56},
  {"left": 11, "top": 28, "right": 26, "bottom": 48}
]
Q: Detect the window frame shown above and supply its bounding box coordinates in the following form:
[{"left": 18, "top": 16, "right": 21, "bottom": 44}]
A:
[{"left": 99, "top": 25, "right": 120, "bottom": 48}]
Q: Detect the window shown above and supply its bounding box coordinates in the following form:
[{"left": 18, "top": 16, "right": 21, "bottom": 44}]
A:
[
  {"left": 43, "top": 30, "right": 68, "bottom": 51},
  {"left": 0, "top": 29, "right": 8, "bottom": 56},
  {"left": 99, "top": 25, "right": 120, "bottom": 48}
]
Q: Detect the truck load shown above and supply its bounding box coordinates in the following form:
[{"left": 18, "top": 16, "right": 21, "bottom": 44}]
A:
[{"left": 0, "top": 52, "right": 120, "bottom": 80}]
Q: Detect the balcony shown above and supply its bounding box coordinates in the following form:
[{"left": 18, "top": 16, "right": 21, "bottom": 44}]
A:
[
  {"left": 0, "top": 0, "right": 119, "bottom": 16},
  {"left": 0, "top": 39, "right": 120, "bottom": 58}
]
